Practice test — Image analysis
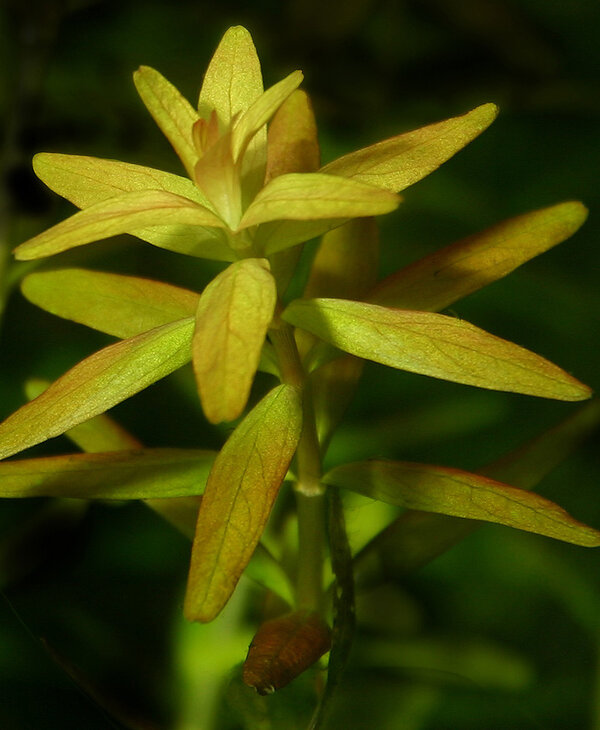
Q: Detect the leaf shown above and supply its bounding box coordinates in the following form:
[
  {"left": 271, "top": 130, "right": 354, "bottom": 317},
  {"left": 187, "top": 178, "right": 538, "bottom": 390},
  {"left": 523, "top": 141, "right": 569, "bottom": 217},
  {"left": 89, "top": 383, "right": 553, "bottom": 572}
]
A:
[
  {"left": 133, "top": 66, "right": 200, "bottom": 178},
  {"left": 354, "top": 399, "right": 600, "bottom": 580},
  {"left": 33, "top": 153, "right": 212, "bottom": 208},
  {"left": 239, "top": 173, "right": 399, "bottom": 245},
  {"left": 22, "top": 268, "right": 199, "bottom": 338},
  {"left": 321, "top": 103, "right": 498, "bottom": 192},
  {"left": 0, "top": 449, "right": 215, "bottom": 500},
  {"left": 266, "top": 89, "right": 320, "bottom": 295},
  {"left": 198, "top": 25, "right": 266, "bottom": 203},
  {"left": 255, "top": 218, "right": 348, "bottom": 258},
  {"left": 14, "top": 190, "right": 226, "bottom": 261},
  {"left": 369, "top": 201, "right": 589, "bottom": 311},
  {"left": 282, "top": 298, "right": 591, "bottom": 401},
  {"left": 184, "top": 384, "right": 302, "bottom": 622},
  {"left": 0, "top": 317, "right": 194, "bottom": 460},
  {"left": 323, "top": 460, "right": 600, "bottom": 547},
  {"left": 265, "top": 89, "right": 320, "bottom": 182},
  {"left": 231, "top": 71, "right": 304, "bottom": 162},
  {"left": 192, "top": 259, "right": 277, "bottom": 423},
  {"left": 243, "top": 610, "right": 331, "bottom": 694}
]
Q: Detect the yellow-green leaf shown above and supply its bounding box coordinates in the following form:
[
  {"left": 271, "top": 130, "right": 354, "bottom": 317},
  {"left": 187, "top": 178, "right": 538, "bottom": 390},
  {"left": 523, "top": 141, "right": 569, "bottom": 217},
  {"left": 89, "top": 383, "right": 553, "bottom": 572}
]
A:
[
  {"left": 133, "top": 66, "right": 200, "bottom": 178},
  {"left": 198, "top": 25, "right": 266, "bottom": 203},
  {"left": 184, "top": 384, "right": 302, "bottom": 622},
  {"left": 193, "top": 259, "right": 277, "bottom": 423},
  {"left": 14, "top": 190, "right": 226, "bottom": 261},
  {"left": 283, "top": 298, "right": 591, "bottom": 401},
  {"left": 198, "top": 25, "right": 264, "bottom": 126},
  {"left": 321, "top": 103, "right": 498, "bottom": 192},
  {"left": 239, "top": 173, "right": 399, "bottom": 245},
  {"left": 323, "top": 460, "right": 600, "bottom": 547},
  {"left": 0, "top": 318, "right": 194, "bottom": 460},
  {"left": 256, "top": 218, "right": 348, "bottom": 258},
  {"left": 33, "top": 153, "right": 212, "bottom": 208},
  {"left": 369, "top": 201, "right": 589, "bottom": 311},
  {"left": 265, "top": 89, "right": 320, "bottom": 182},
  {"left": 231, "top": 70, "right": 304, "bottom": 162},
  {"left": 22, "top": 268, "right": 199, "bottom": 338},
  {"left": 0, "top": 449, "right": 215, "bottom": 500},
  {"left": 354, "top": 399, "right": 600, "bottom": 579}
]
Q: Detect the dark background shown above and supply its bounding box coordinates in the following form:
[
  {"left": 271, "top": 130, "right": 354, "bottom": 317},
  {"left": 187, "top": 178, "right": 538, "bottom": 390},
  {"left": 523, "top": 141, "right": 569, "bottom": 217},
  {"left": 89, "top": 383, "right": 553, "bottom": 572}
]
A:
[{"left": 1, "top": 1, "right": 599, "bottom": 728}]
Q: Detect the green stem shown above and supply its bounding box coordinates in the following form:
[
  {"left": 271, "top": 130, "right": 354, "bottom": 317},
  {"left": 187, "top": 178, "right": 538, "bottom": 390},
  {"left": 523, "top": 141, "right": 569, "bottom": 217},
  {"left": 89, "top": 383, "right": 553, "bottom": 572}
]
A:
[{"left": 269, "top": 321, "right": 326, "bottom": 613}]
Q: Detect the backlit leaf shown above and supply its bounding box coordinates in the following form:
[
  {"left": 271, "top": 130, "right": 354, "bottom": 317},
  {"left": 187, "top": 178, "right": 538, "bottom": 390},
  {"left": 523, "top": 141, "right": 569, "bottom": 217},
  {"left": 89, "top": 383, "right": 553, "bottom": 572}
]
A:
[
  {"left": 369, "top": 201, "right": 589, "bottom": 311},
  {"left": 22, "top": 268, "right": 199, "bottom": 338},
  {"left": 283, "top": 298, "right": 591, "bottom": 401},
  {"left": 255, "top": 218, "right": 347, "bottom": 258},
  {"left": 231, "top": 70, "right": 304, "bottom": 162},
  {"left": 0, "top": 318, "right": 194, "bottom": 460},
  {"left": 192, "top": 258, "right": 277, "bottom": 423},
  {"left": 265, "top": 89, "right": 320, "bottom": 182},
  {"left": 240, "top": 173, "right": 399, "bottom": 245},
  {"left": 323, "top": 460, "right": 600, "bottom": 547},
  {"left": 354, "top": 399, "right": 600, "bottom": 579},
  {"left": 33, "top": 153, "right": 211, "bottom": 208},
  {"left": 321, "top": 103, "right": 498, "bottom": 192},
  {"left": 184, "top": 384, "right": 302, "bottom": 622},
  {"left": 198, "top": 25, "right": 265, "bottom": 203},
  {"left": 133, "top": 66, "right": 200, "bottom": 178},
  {"left": 0, "top": 449, "right": 214, "bottom": 500},
  {"left": 14, "top": 189, "right": 226, "bottom": 261}
]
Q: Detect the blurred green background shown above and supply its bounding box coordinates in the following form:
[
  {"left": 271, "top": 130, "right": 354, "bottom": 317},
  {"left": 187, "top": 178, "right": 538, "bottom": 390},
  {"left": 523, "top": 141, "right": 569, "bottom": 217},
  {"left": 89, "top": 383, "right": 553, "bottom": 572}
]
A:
[{"left": 1, "top": 0, "right": 599, "bottom": 728}]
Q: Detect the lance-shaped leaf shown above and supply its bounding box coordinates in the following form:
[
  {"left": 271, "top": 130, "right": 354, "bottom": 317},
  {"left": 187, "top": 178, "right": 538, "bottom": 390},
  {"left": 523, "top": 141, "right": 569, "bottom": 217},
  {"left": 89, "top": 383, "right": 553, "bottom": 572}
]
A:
[
  {"left": 199, "top": 25, "right": 266, "bottom": 203},
  {"left": 184, "top": 384, "right": 302, "bottom": 622},
  {"left": 133, "top": 66, "right": 200, "bottom": 178},
  {"left": 22, "top": 268, "right": 199, "bottom": 339},
  {"left": 0, "top": 449, "right": 215, "bottom": 500},
  {"left": 0, "top": 317, "right": 194, "bottom": 460},
  {"left": 369, "top": 201, "right": 589, "bottom": 311},
  {"left": 265, "top": 89, "right": 320, "bottom": 183},
  {"left": 283, "top": 298, "right": 591, "bottom": 401},
  {"left": 323, "top": 460, "right": 600, "bottom": 547},
  {"left": 354, "top": 399, "right": 600, "bottom": 580},
  {"left": 33, "top": 153, "right": 212, "bottom": 208},
  {"left": 14, "top": 189, "right": 226, "bottom": 261},
  {"left": 231, "top": 70, "right": 303, "bottom": 162},
  {"left": 321, "top": 103, "right": 498, "bottom": 192},
  {"left": 32, "top": 154, "right": 236, "bottom": 260},
  {"left": 193, "top": 259, "right": 277, "bottom": 423},
  {"left": 239, "top": 173, "right": 399, "bottom": 245},
  {"left": 267, "top": 90, "right": 321, "bottom": 294}
]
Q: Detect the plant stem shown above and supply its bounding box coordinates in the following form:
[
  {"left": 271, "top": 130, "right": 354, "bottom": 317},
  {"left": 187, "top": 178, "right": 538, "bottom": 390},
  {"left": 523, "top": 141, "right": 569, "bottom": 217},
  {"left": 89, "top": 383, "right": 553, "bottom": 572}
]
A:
[{"left": 269, "top": 321, "right": 326, "bottom": 613}]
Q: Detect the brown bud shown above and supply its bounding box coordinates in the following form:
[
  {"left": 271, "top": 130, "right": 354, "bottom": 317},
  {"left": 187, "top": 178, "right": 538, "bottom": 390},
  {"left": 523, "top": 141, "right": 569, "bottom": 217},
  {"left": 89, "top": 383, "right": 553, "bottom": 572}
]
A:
[{"left": 243, "top": 610, "right": 332, "bottom": 695}]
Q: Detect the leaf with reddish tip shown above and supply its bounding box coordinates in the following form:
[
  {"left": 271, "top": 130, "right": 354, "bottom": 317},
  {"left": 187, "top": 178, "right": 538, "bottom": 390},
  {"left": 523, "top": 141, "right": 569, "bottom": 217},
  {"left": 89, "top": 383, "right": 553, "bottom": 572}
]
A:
[
  {"left": 240, "top": 173, "right": 399, "bottom": 246},
  {"left": 283, "top": 298, "right": 591, "bottom": 401},
  {"left": 14, "top": 190, "right": 226, "bottom": 261},
  {"left": 184, "top": 384, "right": 302, "bottom": 622},
  {"left": 231, "top": 70, "right": 304, "bottom": 162},
  {"left": 243, "top": 610, "right": 331, "bottom": 694},
  {"left": 22, "top": 268, "right": 200, "bottom": 338},
  {"left": 133, "top": 66, "right": 200, "bottom": 178},
  {"left": 266, "top": 89, "right": 320, "bottom": 182},
  {"left": 0, "top": 318, "right": 194, "bottom": 461},
  {"left": 321, "top": 103, "right": 498, "bottom": 192},
  {"left": 199, "top": 25, "right": 266, "bottom": 202},
  {"left": 0, "top": 449, "right": 215, "bottom": 500},
  {"left": 369, "top": 201, "right": 589, "bottom": 311},
  {"left": 323, "top": 460, "right": 600, "bottom": 547},
  {"left": 192, "top": 259, "right": 277, "bottom": 424}
]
